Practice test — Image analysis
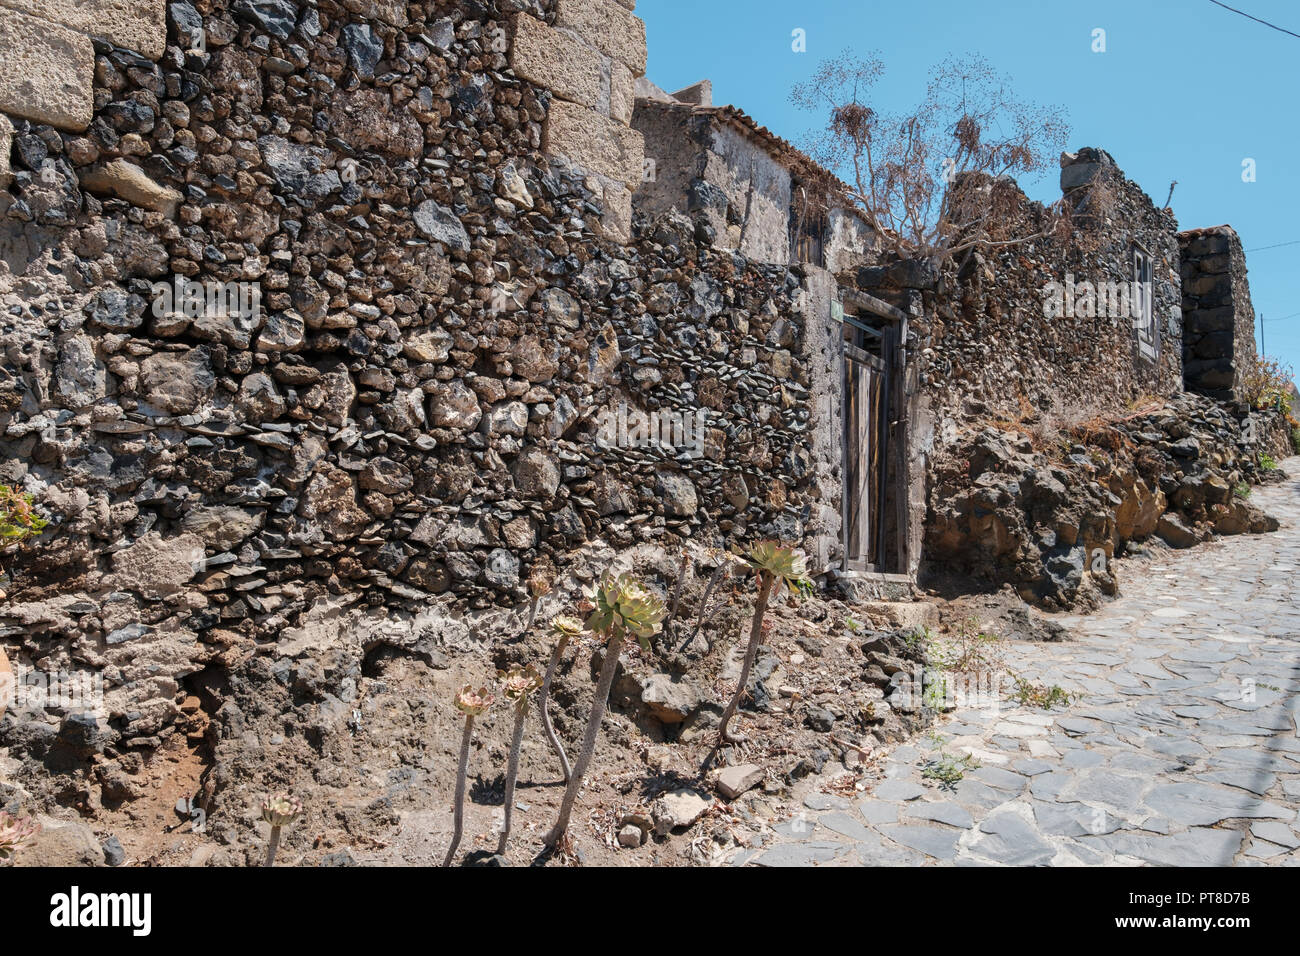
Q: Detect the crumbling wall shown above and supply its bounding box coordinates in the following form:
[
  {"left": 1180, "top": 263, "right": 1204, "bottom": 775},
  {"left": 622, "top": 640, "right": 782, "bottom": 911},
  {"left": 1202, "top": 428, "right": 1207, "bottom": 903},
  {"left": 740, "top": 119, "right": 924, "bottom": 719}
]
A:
[
  {"left": 847, "top": 148, "right": 1183, "bottom": 435},
  {"left": 702, "top": 121, "right": 790, "bottom": 264},
  {"left": 925, "top": 393, "right": 1289, "bottom": 609},
  {"left": 1179, "top": 225, "right": 1256, "bottom": 401},
  {"left": 0, "top": 0, "right": 825, "bottom": 798}
]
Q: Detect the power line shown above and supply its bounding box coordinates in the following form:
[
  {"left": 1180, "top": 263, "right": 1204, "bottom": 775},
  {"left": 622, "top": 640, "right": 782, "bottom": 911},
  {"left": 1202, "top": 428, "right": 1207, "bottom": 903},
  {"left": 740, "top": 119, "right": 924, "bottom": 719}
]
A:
[
  {"left": 1207, "top": 0, "right": 1300, "bottom": 39},
  {"left": 1247, "top": 239, "right": 1300, "bottom": 253}
]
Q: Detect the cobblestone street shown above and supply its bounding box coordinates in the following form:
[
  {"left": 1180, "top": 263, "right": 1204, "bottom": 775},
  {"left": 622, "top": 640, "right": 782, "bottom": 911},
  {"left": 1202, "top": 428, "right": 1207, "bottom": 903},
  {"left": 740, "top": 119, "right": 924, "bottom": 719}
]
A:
[{"left": 751, "top": 460, "right": 1300, "bottom": 866}]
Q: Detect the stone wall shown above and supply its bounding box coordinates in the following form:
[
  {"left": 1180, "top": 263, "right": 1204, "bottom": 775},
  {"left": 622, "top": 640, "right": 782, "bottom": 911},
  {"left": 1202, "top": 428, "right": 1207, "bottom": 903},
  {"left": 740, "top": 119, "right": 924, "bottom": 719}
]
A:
[
  {"left": 848, "top": 148, "right": 1184, "bottom": 433},
  {"left": 0, "top": 0, "right": 827, "bottom": 781},
  {"left": 1179, "top": 225, "right": 1256, "bottom": 401},
  {"left": 508, "top": 0, "right": 645, "bottom": 242},
  {"left": 0, "top": 0, "right": 166, "bottom": 132}
]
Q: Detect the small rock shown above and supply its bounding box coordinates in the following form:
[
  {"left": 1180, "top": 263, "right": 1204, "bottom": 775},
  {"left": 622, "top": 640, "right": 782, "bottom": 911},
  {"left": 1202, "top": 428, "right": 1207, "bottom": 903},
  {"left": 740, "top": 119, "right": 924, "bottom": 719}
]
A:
[
  {"left": 652, "top": 788, "right": 713, "bottom": 835},
  {"left": 716, "top": 763, "right": 764, "bottom": 800},
  {"left": 101, "top": 835, "right": 125, "bottom": 867}
]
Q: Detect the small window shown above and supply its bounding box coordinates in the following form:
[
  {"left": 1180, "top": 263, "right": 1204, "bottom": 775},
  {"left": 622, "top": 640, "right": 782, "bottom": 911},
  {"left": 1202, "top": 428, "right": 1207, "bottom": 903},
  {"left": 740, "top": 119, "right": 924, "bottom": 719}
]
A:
[
  {"left": 790, "top": 185, "right": 827, "bottom": 267},
  {"left": 1132, "top": 244, "right": 1158, "bottom": 363}
]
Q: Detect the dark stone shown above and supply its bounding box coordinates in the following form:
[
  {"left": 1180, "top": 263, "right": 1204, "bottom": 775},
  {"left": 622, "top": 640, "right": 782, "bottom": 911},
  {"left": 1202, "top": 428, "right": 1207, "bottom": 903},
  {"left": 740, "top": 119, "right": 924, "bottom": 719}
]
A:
[
  {"left": 341, "top": 24, "right": 383, "bottom": 79},
  {"left": 232, "top": 0, "right": 297, "bottom": 39}
]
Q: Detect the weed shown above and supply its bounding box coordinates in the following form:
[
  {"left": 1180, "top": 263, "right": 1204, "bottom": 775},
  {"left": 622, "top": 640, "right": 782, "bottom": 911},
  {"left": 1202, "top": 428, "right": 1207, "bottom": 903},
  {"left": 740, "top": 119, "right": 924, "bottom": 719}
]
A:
[
  {"left": 1233, "top": 481, "right": 1251, "bottom": 499},
  {"left": 1012, "top": 677, "right": 1075, "bottom": 709},
  {"left": 921, "top": 751, "right": 980, "bottom": 789},
  {"left": 929, "top": 617, "right": 1005, "bottom": 675}
]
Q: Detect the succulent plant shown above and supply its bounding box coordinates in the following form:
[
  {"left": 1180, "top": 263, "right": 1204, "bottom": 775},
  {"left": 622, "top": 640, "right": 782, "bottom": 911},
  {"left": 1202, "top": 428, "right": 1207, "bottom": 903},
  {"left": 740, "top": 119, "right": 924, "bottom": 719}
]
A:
[
  {"left": 524, "top": 567, "right": 554, "bottom": 631},
  {"left": 260, "top": 792, "right": 302, "bottom": 867},
  {"left": 454, "top": 684, "right": 494, "bottom": 716},
  {"left": 744, "top": 540, "right": 811, "bottom": 594},
  {"left": 261, "top": 792, "right": 302, "bottom": 828},
  {"left": 496, "top": 664, "right": 543, "bottom": 856},
  {"left": 499, "top": 664, "right": 542, "bottom": 706},
  {"left": 550, "top": 614, "right": 584, "bottom": 641},
  {"left": 0, "top": 811, "right": 40, "bottom": 862},
  {"left": 544, "top": 573, "right": 664, "bottom": 849},
  {"left": 538, "top": 615, "right": 584, "bottom": 784},
  {"left": 585, "top": 572, "right": 667, "bottom": 651},
  {"left": 444, "top": 684, "right": 492, "bottom": 867},
  {"left": 704, "top": 542, "right": 811, "bottom": 771}
]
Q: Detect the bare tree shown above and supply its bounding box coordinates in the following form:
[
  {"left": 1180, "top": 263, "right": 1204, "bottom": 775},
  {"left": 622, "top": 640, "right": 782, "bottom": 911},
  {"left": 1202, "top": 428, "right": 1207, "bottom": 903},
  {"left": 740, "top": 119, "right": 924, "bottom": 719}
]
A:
[{"left": 792, "top": 51, "right": 1072, "bottom": 262}]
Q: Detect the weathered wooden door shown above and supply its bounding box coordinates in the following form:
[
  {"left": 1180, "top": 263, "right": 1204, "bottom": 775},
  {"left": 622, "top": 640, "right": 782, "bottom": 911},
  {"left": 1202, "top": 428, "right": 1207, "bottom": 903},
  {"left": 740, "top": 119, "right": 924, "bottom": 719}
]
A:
[{"left": 842, "top": 321, "right": 894, "bottom": 571}]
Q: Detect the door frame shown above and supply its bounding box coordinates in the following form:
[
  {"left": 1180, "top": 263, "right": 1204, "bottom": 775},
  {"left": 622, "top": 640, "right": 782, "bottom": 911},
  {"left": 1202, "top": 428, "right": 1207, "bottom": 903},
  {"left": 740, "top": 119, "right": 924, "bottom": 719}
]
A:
[{"left": 837, "top": 290, "right": 909, "bottom": 575}]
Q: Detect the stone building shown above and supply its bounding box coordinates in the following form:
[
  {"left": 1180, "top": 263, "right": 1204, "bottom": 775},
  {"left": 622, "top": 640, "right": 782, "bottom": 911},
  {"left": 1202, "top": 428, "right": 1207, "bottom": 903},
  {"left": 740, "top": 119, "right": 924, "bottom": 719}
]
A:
[
  {"left": 631, "top": 78, "right": 875, "bottom": 273},
  {"left": 0, "top": 0, "right": 1279, "bottom": 801}
]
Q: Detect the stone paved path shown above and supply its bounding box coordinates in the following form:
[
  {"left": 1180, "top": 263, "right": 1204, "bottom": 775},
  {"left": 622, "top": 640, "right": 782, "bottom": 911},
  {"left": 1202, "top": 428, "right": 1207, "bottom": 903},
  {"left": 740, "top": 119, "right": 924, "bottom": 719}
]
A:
[{"left": 747, "top": 459, "right": 1300, "bottom": 866}]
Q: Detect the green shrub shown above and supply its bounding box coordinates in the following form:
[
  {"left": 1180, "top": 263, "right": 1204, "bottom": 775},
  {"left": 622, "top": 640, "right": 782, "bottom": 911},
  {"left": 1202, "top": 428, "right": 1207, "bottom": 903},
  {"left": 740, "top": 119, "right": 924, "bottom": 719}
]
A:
[{"left": 0, "top": 486, "right": 46, "bottom": 543}]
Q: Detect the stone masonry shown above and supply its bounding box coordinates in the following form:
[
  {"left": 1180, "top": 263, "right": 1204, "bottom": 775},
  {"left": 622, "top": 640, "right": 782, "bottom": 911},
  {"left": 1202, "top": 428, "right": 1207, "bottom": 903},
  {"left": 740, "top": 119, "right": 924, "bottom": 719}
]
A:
[{"left": 1179, "top": 225, "right": 1257, "bottom": 401}]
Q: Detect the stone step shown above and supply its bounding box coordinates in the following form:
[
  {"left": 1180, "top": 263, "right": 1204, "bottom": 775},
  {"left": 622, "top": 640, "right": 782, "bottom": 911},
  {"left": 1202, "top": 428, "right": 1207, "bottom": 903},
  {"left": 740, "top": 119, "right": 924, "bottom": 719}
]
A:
[{"left": 858, "top": 601, "right": 938, "bottom": 633}]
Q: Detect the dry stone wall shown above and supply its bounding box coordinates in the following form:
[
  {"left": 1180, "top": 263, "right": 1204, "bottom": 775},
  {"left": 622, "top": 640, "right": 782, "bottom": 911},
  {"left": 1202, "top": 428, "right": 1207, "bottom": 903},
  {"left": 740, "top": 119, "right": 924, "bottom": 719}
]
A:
[
  {"left": 0, "top": 0, "right": 825, "bottom": 785},
  {"left": 1179, "top": 225, "right": 1256, "bottom": 401},
  {"left": 857, "top": 148, "right": 1185, "bottom": 432}
]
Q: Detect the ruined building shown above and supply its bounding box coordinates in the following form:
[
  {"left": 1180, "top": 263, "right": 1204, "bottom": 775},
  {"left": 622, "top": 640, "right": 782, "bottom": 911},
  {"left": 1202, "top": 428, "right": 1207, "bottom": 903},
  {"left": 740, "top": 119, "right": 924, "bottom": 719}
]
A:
[{"left": 0, "top": 0, "right": 1289, "bottom": 831}]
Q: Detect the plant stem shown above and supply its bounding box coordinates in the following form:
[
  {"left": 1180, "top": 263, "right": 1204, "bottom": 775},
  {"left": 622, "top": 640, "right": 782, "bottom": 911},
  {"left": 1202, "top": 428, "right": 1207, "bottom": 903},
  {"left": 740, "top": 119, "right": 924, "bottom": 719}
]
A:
[
  {"left": 442, "top": 713, "right": 474, "bottom": 867},
  {"left": 496, "top": 699, "right": 528, "bottom": 855},
  {"left": 543, "top": 632, "right": 624, "bottom": 848},
  {"left": 537, "top": 640, "right": 572, "bottom": 782},
  {"left": 682, "top": 562, "right": 729, "bottom": 651},
  {"left": 704, "top": 573, "right": 774, "bottom": 770},
  {"left": 264, "top": 825, "right": 282, "bottom": 867},
  {"left": 665, "top": 553, "right": 690, "bottom": 630}
]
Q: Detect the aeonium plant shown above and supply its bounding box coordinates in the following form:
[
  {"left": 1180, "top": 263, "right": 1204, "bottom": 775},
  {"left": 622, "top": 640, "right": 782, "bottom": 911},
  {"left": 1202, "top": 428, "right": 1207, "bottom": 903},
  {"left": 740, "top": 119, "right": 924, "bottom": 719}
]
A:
[
  {"left": 496, "top": 664, "right": 543, "bottom": 856},
  {"left": 261, "top": 792, "right": 302, "bottom": 867},
  {"left": 704, "top": 542, "right": 812, "bottom": 769},
  {"left": 443, "top": 684, "right": 493, "bottom": 867},
  {"left": 543, "top": 573, "right": 665, "bottom": 848},
  {"left": 0, "top": 811, "right": 40, "bottom": 863},
  {"left": 584, "top": 573, "right": 667, "bottom": 652}
]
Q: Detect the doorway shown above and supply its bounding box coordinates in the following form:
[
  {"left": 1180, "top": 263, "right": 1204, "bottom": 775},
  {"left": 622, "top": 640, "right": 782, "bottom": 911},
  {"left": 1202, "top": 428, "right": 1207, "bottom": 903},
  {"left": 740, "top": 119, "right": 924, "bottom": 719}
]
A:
[{"left": 841, "top": 299, "right": 904, "bottom": 573}]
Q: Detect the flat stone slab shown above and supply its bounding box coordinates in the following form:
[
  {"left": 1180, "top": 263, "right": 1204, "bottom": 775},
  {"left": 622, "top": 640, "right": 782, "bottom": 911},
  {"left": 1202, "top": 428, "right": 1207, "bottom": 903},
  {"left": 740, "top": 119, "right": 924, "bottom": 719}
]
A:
[
  {"left": 1143, "top": 782, "right": 1294, "bottom": 826},
  {"left": 1250, "top": 820, "right": 1300, "bottom": 849},
  {"left": 802, "top": 792, "right": 850, "bottom": 811},
  {"left": 1081, "top": 827, "right": 1244, "bottom": 866},
  {"left": 874, "top": 780, "right": 925, "bottom": 802},
  {"left": 878, "top": 824, "right": 962, "bottom": 860},
  {"left": 1013, "top": 759, "right": 1054, "bottom": 776},
  {"left": 858, "top": 800, "right": 899, "bottom": 825},
  {"left": 819, "top": 811, "right": 875, "bottom": 842},
  {"left": 753, "top": 841, "right": 846, "bottom": 867},
  {"left": 905, "top": 801, "right": 974, "bottom": 829},
  {"left": 1059, "top": 769, "right": 1149, "bottom": 812},
  {"left": 973, "top": 766, "right": 1028, "bottom": 792},
  {"left": 972, "top": 812, "right": 1056, "bottom": 865}
]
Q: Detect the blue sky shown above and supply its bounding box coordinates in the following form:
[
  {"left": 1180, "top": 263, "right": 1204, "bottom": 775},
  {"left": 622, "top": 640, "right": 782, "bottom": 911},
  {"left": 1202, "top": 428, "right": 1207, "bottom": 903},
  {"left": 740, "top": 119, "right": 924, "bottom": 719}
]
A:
[{"left": 639, "top": 0, "right": 1300, "bottom": 373}]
